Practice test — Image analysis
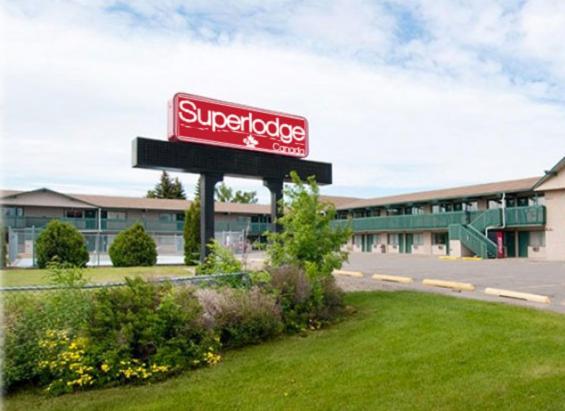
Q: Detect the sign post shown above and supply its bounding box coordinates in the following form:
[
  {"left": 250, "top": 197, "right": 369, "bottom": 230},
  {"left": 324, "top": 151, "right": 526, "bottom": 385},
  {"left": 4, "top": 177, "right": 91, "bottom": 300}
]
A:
[{"left": 134, "top": 93, "right": 331, "bottom": 262}]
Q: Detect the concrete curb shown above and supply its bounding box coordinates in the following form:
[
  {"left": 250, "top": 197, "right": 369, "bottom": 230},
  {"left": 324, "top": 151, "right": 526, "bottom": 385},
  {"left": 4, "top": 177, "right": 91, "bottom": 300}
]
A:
[
  {"left": 372, "top": 274, "right": 413, "bottom": 284},
  {"left": 422, "top": 279, "right": 475, "bottom": 291},
  {"left": 333, "top": 270, "right": 364, "bottom": 278},
  {"left": 484, "top": 288, "right": 551, "bottom": 304}
]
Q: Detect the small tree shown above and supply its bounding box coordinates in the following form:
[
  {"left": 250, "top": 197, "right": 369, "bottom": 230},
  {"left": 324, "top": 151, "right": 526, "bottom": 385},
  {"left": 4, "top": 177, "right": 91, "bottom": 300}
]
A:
[
  {"left": 266, "top": 171, "right": 352, "bottom": 278},
  {"left": 35, "top": 220, "right": 90, "bottom": 268},
  {"left": 109, "top": 223, "right": 157, "bottom": 267},
  {"left": 146, "top": 171, "right": 186, "bottom": 199},
  {"left": 196, "top": 240, "right": 242, "bottom": 275},
  {"left": 184, "top": 180, "right": 201, "bottom": 265}
]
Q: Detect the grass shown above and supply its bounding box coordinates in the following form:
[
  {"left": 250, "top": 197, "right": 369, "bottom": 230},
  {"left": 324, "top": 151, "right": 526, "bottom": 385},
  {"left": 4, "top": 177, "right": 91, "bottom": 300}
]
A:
[
  {"left": 5, "top": 291, "right": 565, "bottom": 411},
  {"left": 0, "top": 266, "right": 194, "bottom": 287}
]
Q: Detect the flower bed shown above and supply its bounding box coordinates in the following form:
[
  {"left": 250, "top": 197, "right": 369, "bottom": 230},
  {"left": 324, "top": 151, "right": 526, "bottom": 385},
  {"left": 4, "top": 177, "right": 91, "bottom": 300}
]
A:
[{"left": 3, "top": 265, "right": 345, "bottom": 395}]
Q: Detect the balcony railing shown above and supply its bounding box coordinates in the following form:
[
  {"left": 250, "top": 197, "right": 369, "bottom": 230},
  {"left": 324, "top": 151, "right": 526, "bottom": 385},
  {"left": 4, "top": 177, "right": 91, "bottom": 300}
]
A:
[
  {"left": 333, "top": 206, "right": 545, "bottom": 233},
  {"left": 3, "top": 216, "right": 271, "bottom": 236}
]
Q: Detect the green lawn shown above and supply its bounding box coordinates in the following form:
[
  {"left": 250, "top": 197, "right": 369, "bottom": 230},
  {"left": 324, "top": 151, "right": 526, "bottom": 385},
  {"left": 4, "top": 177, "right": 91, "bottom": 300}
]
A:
[
  {"left": 6, "top": 291, "right": 565, "bottom": 411},
  {"left": 1, "top": 266, "right": 194, "bottom": 287}
]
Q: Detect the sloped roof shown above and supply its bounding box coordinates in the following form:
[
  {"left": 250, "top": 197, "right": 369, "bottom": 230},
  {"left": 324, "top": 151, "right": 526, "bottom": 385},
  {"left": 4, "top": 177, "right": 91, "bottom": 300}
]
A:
[
  {"left": 533, "top": 156, "right": 565, "bottom": 191},
  {"left": 0, "top": 188, "right": 357, "bottom": 214},
  {"left": 337, "top": 176, "right": 541, "bottom": 210},
  {"left": 0, "top": 188, "right": 97, "bottom": 209}
]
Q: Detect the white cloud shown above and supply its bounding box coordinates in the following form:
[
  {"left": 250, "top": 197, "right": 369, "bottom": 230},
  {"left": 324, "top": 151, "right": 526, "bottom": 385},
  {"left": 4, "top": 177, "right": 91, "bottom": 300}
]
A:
[{"left": 1, "top": 1, "right": 564, "bottom": 203}]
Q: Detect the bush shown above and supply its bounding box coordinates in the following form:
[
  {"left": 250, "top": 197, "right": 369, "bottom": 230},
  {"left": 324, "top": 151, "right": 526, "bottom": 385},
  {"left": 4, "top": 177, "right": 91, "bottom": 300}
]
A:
[
  {"left": 269, "top": 265, "right": 345, "bottom": 332},
  {"left": 196, "top": 287, "right": 283, "bottom": 347},
  {"left": 86, "top": 278, "right": 217, "bottom": 377},
  {"left": 3, "top": 287, "right": 92, "bottom": 392},
  {"left": 35, "top": 220, "right": 89, "bottom": 268},
  {"left": 196, "top": 240, "right": 242, "bottom": 275},
  {"left": 109, "top": 223, "right": 157, "bottom": 267}
]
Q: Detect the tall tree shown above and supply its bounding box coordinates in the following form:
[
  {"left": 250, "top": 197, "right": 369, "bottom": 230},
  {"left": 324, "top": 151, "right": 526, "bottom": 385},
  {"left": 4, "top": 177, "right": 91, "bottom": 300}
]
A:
[
  {"left": 146, "top": 171, "right": 186, "bottom": 199},
  {"left": 184, "top": 179, "right": 201, "bottom": 265},
  {"left": 214, "top": 182, "right": 233, "bottom": 202},
  {"left": 214, "top": 182, "right": 258, "bottom": 204}
]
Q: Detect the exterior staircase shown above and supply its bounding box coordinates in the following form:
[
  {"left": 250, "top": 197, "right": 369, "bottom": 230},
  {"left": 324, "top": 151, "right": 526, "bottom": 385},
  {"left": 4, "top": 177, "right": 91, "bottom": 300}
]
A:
[{"left": 448, "top": 209, "right": 501, "bottom": 259}]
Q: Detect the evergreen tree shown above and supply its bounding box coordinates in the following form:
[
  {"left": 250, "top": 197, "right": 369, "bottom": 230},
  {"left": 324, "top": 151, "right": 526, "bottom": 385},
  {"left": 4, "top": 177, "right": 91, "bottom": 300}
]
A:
[
  {"left": 146, "top": 171, "right": 186, "bottom": 199},
  {"left": 184, "top": 180, "right": 201, "bottom": 265}
]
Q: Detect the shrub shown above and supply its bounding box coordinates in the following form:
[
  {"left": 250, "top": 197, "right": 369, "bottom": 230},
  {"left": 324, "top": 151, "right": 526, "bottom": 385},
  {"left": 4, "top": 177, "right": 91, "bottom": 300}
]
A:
[
  {"left": 3, "top": 287, "right": 92, "bottom": 391},
  {"left": 109, "top": 223, "right": 157, "bottom": 267},
  {"left": 268, "top": 265, "right": 345, "bottom": 332},
  {"left": 86, "top": 278, "right": 217, "bottom": 375},
  {"left": 35, "top": 220, "right": 89, "bottom": 268},
  {"left": 196, "top": 240, "right": 242, "bottom": 275},
  {"left": 196, "top": 287, "right": 283, "bottom": 347}
]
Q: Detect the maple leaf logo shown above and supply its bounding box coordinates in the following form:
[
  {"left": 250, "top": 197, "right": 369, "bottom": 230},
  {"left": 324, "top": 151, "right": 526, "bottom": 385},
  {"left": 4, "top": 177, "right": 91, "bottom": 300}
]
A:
[{"left": 243, "top": 135, "right": 259, "bottom": 148}]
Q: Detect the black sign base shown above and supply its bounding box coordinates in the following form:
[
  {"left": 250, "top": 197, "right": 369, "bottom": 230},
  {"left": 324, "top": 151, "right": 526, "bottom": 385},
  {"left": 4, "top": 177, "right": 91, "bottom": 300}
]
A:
[{"left": 132, "top": 137, "right": 332, "bottom": 262}]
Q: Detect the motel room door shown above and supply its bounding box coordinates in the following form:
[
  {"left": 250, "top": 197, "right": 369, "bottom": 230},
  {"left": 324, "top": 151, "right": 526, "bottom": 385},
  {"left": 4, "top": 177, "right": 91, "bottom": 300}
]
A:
[
  {"left": 404, "top": 234, "right": 413, "bottom": 254},
  {"left": 505, "top": 232, "right": 516, "bottom": 257},
  {"left": 518, "top": 232, "right": 529, "bottom": 258},
  {"left": 362, "top": 234, "right": 374, "bottom": 252}
]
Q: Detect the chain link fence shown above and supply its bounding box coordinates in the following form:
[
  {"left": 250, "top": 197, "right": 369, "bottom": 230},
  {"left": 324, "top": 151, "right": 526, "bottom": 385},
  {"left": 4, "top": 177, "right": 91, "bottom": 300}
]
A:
[
  {"left": 0, "top": 272, "right": 251, "bottom": 293},
  {"left": 7, "top": 228, "right": 247, "bottom": 268}
]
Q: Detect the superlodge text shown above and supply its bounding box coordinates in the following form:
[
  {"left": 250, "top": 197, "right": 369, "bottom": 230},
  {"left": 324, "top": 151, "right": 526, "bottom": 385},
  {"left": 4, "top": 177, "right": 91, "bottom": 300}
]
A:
[{"left": 168, "top": 93, "right": 309, "bottom": 158}]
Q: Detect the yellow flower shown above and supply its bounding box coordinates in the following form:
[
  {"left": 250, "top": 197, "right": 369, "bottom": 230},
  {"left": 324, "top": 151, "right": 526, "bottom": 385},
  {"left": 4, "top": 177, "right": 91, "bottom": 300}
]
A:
[{"left": 101, "top": 363, "right": 110, "bottom": 373}]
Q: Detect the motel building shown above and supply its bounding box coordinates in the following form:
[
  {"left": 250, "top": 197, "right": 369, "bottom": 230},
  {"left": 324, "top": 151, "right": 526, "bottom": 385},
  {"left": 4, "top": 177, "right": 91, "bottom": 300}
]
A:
[
  {"left": 335, "top": 156, "right": 565, "bottom": 261},
  {"left": 1, "top": 156, "right": 564, "bottom": 266}
]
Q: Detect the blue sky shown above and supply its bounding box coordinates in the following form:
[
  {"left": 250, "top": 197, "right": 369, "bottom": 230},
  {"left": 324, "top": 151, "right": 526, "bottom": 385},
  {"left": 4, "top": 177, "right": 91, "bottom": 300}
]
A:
[{"left": 2, "top": 0, "right": 565, "bottom": 201}]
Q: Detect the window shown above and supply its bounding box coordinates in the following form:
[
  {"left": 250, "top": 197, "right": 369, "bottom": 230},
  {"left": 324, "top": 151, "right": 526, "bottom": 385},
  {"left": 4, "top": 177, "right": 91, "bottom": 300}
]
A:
[
  {"left": 2, "top": 207, "right": 23, "bottom": 217},
  {"left": 106, "top": 211, "right": 126, "bottom": 220},
  {"left": 453, "top": 203, "right": 463, "bottom": 211},
  {"left": 176, "top": 213, "right": 185, "bottom": 222},
  {"left": 488, "top": 200, "right": 501, "bottom": 209},
  {"left": 65, "top": 209, "right": 83, "bottom": 218},
  {"left": 517, "top": 197, "right": 529, "bottom": 207},
  {"left": 411, "top": 207, "right": 424, "bottom": 215},
  {"left": 159, "top": 213, "right": 174, "bottom": 222},
  {"left": 432, "top": 205, "right": 441, "bottom": 214},
  {"left": 354, "top": 235, "right": 362, "bottom": 247},
  {"left": 373, "top": 234, "right": 381, "bottom": 244},
  {"left": 432, "top": 233, "right": 447, "bottom": 245},
  {"left": 388, "top": 233, "right": 399, "bottom": 245},
  {"left": 413, "top": 233, "right": 424, "bottom": 245},
  {"left": 530, "top": 196, "right": 545, "bottom": 206},
  {"left": 529, "top": 231, "right": 546, "bottom": 247},
  {"left": 464, "top": 201, "right": 478, "bottom": 211}
]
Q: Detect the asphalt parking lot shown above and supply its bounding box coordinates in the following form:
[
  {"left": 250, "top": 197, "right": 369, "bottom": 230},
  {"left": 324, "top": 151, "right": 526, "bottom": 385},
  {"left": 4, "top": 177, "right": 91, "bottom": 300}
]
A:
[{"left": 337, "top": 253, "right": 565, "bottom": 314}]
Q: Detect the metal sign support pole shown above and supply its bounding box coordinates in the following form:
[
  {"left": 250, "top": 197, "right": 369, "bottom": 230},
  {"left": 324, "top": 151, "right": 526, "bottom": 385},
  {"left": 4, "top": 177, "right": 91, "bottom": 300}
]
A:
[{"left": 199, "top": 173, "right": 223, "bottom": 262}]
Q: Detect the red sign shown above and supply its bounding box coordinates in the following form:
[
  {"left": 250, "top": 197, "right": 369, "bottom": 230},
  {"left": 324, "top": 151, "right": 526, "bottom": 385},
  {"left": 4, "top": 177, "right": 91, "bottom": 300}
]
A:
[{"left": 168, "top": 93, "right": 309, "bottom": 158}]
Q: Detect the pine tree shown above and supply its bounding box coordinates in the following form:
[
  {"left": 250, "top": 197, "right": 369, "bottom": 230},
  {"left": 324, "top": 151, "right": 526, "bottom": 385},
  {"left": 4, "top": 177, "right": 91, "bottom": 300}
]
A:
[{"left": 146, "top": 171, "right": 186, "bottom": 199}]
